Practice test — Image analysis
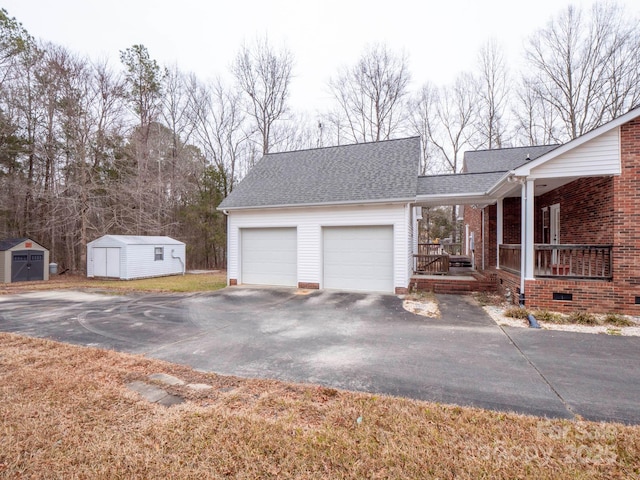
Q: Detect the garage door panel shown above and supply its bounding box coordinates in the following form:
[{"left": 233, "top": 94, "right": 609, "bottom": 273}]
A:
[
  {"left": 323, "top": 226, "right": 393, "bottom": 293},
  {"left": 242, "top": 228, "right": 297, "bottom": 286}
]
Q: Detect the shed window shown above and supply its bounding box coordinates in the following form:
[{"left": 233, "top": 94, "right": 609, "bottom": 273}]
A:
[{"left": 154, "top": 247, "right": 164, "bottom": 261}]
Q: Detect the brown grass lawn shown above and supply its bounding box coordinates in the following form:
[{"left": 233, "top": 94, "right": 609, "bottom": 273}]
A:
[{"left": 1, "top": 333, "right": 639, "bottom": 479}]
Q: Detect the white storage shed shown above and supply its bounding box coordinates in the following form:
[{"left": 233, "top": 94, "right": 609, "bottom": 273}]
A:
[{"left": 87, "top": 235, "right": 185, "bottom": 280}]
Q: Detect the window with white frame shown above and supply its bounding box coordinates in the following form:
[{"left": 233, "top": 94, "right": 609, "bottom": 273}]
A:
[{"left": 154, "top": 247, "right": 164, "bottom": 261}]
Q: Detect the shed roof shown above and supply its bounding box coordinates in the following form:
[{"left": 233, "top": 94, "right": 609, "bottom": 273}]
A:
[
  {"left": 89, "top": 235, "right": 184, "bottom": 246},
  {"left": 0, "top": 238, "right": 47, "bottom": 251},
  {"left": 218, "top": 137, "right": 421, "bottom": 210},
  {"left": 463, "top": 145, "right": 559, "bottom": 173}
]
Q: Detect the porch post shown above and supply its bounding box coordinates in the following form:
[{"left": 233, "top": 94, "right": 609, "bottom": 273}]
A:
[
  {"left": 520, "top": 181, "right": 526, "bottom": 298},
  {"left": 524, "top": 179, "right": 535, "bottom": 280},
  {"left": 496, "top": 198, "right": 503, "bottom": 269}
]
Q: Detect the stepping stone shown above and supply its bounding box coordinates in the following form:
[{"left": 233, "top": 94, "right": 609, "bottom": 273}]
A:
[
  {"left": 187, "top": 383, "right": 213, "bottom": 391},
  {"left": 148, "top": 373, "right": 185, "bottom": 386},
  {"left": 127, "top": 380, "right": 184, "bottom": 406}
]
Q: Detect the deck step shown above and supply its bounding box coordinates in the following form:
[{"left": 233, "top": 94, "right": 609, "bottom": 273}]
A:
[{"left": 449, "top": 255, "right": 473, "bottom": 267}]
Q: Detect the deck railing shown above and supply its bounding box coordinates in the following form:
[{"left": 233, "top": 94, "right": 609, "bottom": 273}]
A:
[
  {"left": 417, "top": 242, "right": 462, "bottom": 256},
  {"left": 414, "top": 254, "right": 449, "bottom": 274},
  {"left": 499, "top": 244, "right": 613, "bottom": 279}
]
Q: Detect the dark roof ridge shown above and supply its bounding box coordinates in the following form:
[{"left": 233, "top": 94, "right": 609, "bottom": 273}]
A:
[
  {"left": 468, "top": 144, "right": 559, "bottom": 154},
  {"left": 263, "top": 136, "right": 421, "bottom": 157},
  {"left": 418, "top": 170, "right": 508, "bottom": 179}
]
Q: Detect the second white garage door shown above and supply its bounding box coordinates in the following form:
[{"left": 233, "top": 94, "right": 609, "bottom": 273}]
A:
[
  {"left": 323, "top": 225, "right": 394, "bottom": 293},
  {"left": 241, "top": 228, "right": 297, "bottom": 286}
]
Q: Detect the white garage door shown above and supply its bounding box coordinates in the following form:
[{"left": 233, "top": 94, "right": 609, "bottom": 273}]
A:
[
  {"left": 93, "top": 247, "right": 121, "bottom": 278},
  {"left": 323, "top": 225, "right": 394, "bottom": 293},
  {"left": 241, "top": 228, "right": 297, "bottom": 286}
]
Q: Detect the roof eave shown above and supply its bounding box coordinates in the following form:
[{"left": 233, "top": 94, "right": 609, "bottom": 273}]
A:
[
  {"left": 414, "top": 192, "right": 497, "bottom": 206},
  {"left": 217, "top": 197, "right": 416, "bottom": 211}
]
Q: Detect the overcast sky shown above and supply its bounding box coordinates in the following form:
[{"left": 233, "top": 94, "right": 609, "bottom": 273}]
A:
[{"left": 3, "top": 0, "right": 638, "bottom": 113}]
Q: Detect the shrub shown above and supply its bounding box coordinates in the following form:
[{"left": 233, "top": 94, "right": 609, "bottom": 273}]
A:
[
  {"left": 567, "top": 311, "right": 600, "bottom": 326},
  {"left": 533, "top": 310, "right": 566, "bottom": 324},
  {"left": 504, "top": 306, "right": 530, "bottom": 319},
  {"left": 604, "top": 313, "right": 635, "bottom": 327}
]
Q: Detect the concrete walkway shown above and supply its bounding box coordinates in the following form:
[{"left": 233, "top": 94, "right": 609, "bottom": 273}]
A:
[{"left": 0, "top": 288, "right": 638, "bottom": 424}]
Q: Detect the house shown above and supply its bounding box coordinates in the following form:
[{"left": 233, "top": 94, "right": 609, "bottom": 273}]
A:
[
  {"left": 453, "top": 106, "right": 640, "bottom": 314},
  {"left": 0, "top": 238, "right": 49, "bottom": 283},
  {"left": 218, "top": 106, "right": 640, "bottom": 314},
  {"left": 87, "top": 235, "right": 185, "bottom": 280},
  {"left": 218, "top": 138, "right": 421, "bottom": 294}
]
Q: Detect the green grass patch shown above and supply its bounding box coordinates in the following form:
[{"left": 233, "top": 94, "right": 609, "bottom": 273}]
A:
[
  {"left": 88, "top": 273, "right": 227, "bottom": 293},
  {"left": 1, "top": 272, "right": 228, "bottom": 294}
]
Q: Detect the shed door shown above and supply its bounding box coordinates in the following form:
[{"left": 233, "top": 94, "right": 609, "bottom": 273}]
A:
[
  {"left": 93, "top": 247, "right": 121, "bottom": 278},
  {"left": 241, "top": 228, "right": 297, "bottom": 286},
  {"left": 11, "top": 250, "right": 45, "bottom": 282},
  {"left": 323, "top": 226, "right": 394, "bottom": 293}
]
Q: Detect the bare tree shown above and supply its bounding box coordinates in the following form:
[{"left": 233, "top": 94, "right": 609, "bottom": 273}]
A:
[
  {"left": 476, "top": 39, "right": 510, "bottom": 149},
  {"left": 426, "top": 73, "right": 478, "bottom": 174},
  {"left": 513, "top": 78, "right": 562, "bottom": 145},
  {"left": 187, "top": 75, "right": 249, "bottom": 196},
  {"left": 328, "top": 43, "right": 410, "bottom": 144},
  {"left": 523, "top": 1, "right": 640, "bottom": 141},
  {"left": 231, "top": 37, "right": 293, "bottom": 155},
  {"left": 408, "top": 83, "right": 438, "bottom": 175}
]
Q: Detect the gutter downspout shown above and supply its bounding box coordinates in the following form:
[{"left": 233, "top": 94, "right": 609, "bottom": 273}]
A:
[
  {"left": 171, "top": 249, "right": 185, "bottom": 276},
  {"left": 481, "top": 208, "right": 485, "bottom": 271}
]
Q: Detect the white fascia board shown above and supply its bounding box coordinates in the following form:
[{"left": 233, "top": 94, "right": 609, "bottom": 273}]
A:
[
  {"left": 415, "top": 192, "right": 497, "bottom": 206},
  {"left": 218, "top": 197, "right": 416, "bottom": 212}
]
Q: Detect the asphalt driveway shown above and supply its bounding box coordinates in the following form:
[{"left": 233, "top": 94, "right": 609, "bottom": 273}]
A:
[{"left": 1, "top": 287, "right": 639, "bottom": 424}]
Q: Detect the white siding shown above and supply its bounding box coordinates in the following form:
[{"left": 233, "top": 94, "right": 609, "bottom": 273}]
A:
[
  {"left": 87, "top": 236, "right": 185, "bottom": 279},
  {"left": 530, "top": 128, "right": 621, "bottom": 178},
  {"left": 124, "top": 244, "right": 185, "bottom": 279},
  {"left": 226, "top": 203, "right": 411, "bottom": 291}
]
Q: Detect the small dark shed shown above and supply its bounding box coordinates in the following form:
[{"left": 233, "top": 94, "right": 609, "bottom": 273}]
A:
[{"left": 0, "top": 238, "right": 50, "bottom": 283}]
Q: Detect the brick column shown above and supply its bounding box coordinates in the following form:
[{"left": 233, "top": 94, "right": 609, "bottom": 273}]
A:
[{"left": 613, "top": 117, "right": 640, "bottom": 306}]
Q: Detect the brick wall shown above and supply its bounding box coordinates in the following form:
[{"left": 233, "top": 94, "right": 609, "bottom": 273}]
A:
[
  {"left": 464, "top": 205, "right": 482, "bottom": 269},
  {"left": 503, "top": 197, "right": 521, "bottom": 244},
  {"left": 535, "top": 177, "right": 614, "bottom": 244},
  {"left": 463, "top": 204, "right": 498, "bottom": 271},
  {"left": 612, "top": 116, "right": 640, "bottom": 311},
  {"left": 496, "top": 269, "right": 520, "bottom": 305}
]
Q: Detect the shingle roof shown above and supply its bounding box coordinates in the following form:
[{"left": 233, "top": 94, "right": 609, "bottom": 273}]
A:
[
  {"left": 463, "top": 145, "right": 559, "bottom": 173},
  {"left": 218, "top": 137, "right": 420, "bottom": 209},
  {"left": 417, "top": 171, "right": 506, "bottom": 196},
  {"left": 0, "top": 238, "right": 28, "bottom": 251}
]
